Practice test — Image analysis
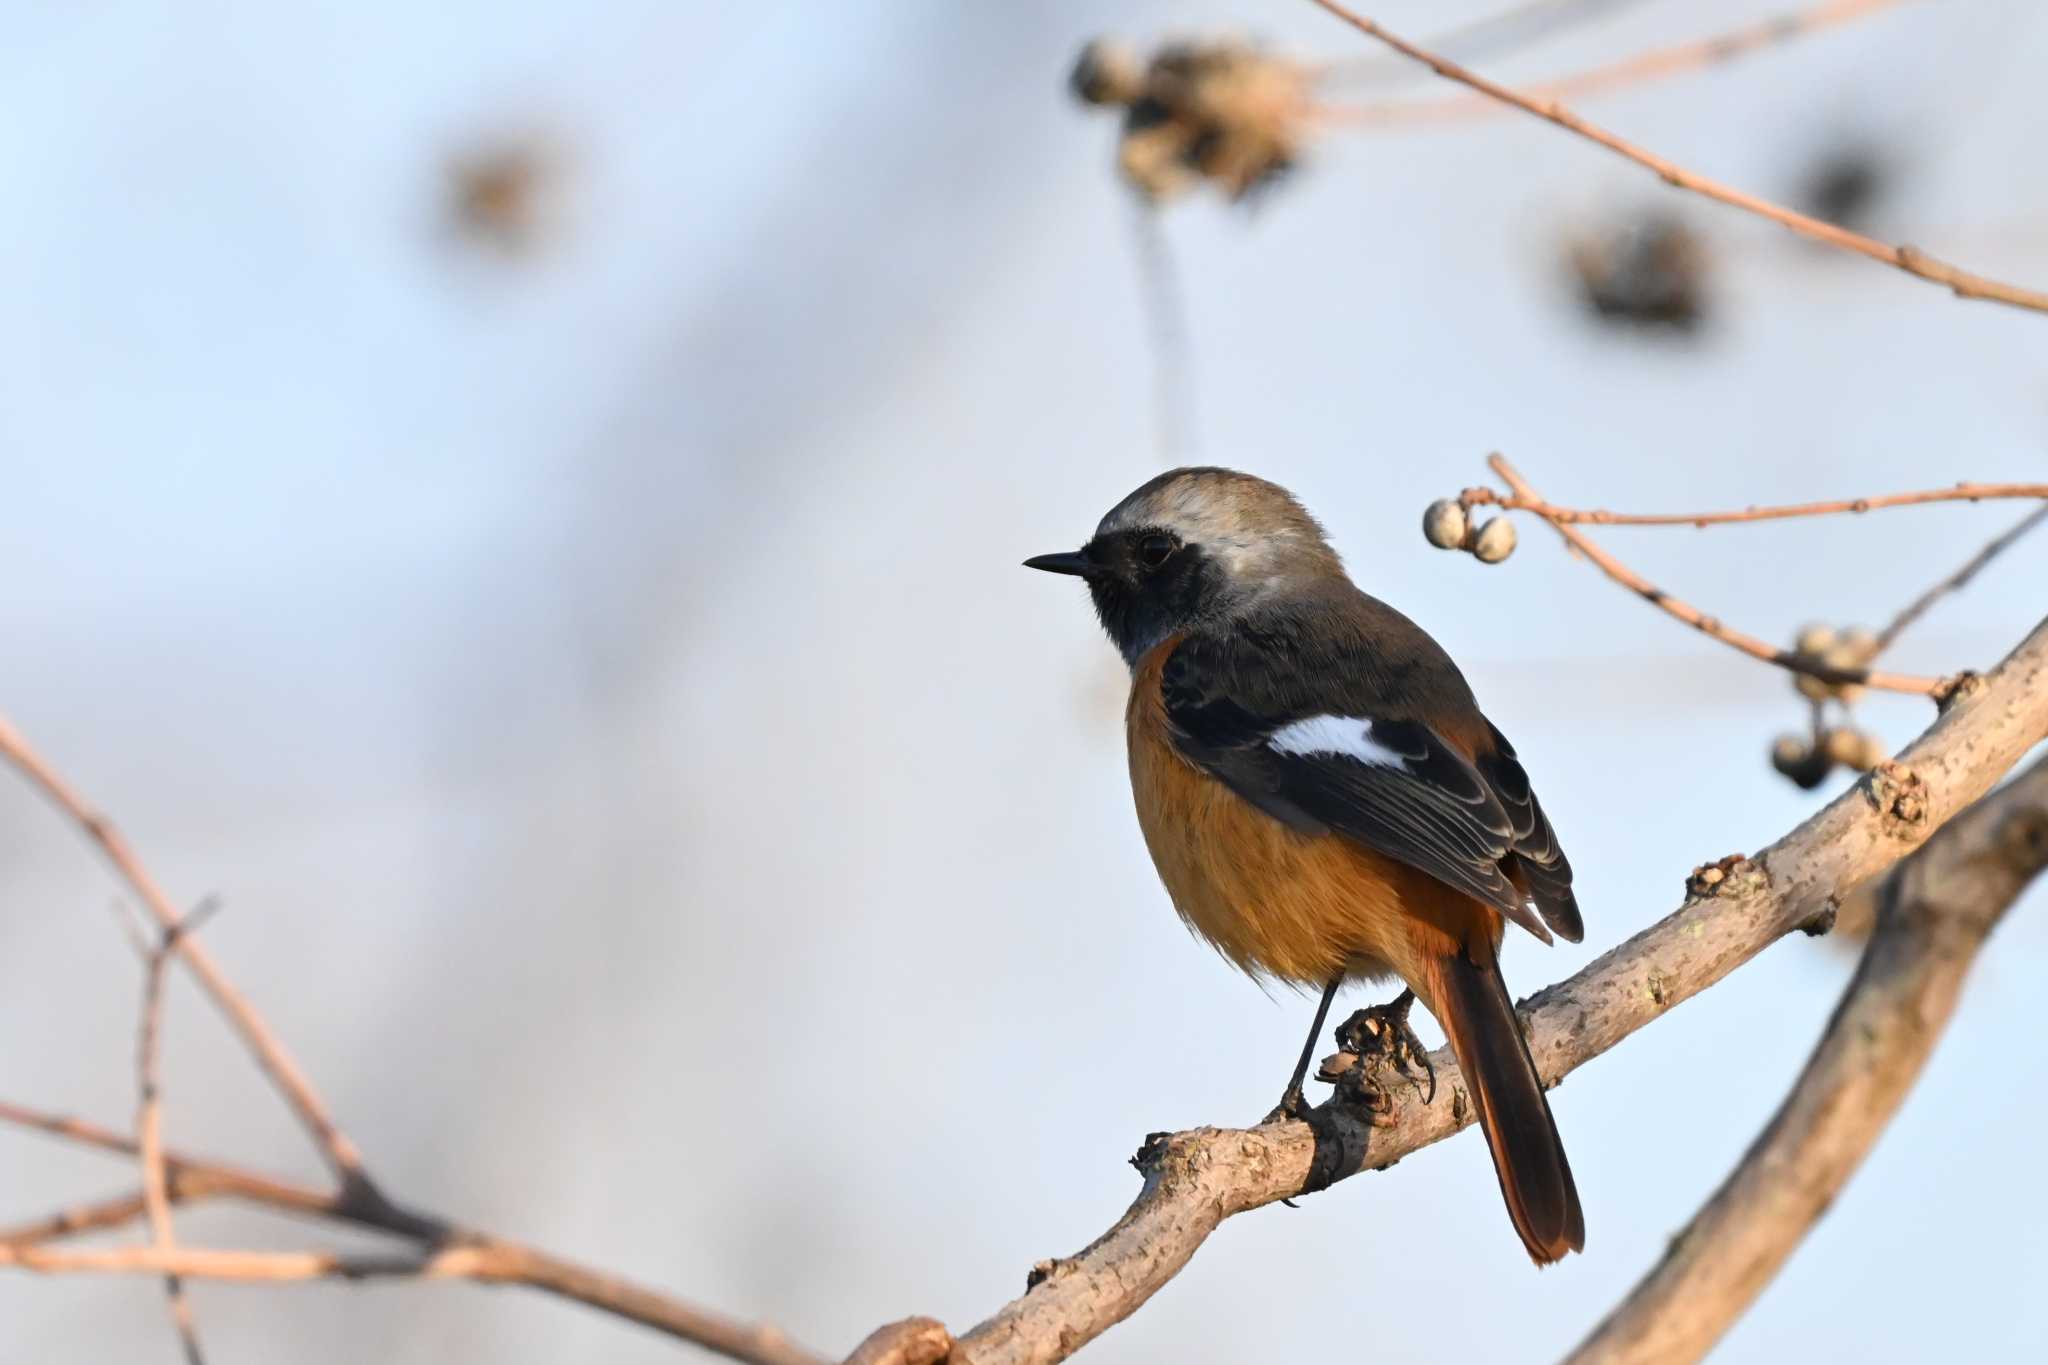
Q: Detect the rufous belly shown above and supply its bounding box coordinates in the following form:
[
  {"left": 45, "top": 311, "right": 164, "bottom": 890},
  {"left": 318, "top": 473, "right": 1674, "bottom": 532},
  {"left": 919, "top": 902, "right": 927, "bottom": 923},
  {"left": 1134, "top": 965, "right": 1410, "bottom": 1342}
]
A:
[{"left": 1126, "top": 642, "right": 1499, "bottom": 994}]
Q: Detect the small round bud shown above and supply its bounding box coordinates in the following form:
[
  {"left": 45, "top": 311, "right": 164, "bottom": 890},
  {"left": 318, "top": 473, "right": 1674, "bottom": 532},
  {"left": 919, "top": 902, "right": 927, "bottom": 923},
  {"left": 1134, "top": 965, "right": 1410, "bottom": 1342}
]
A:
[
  {"left": 1471, "top": 516, "right": 1518, "bottom": 564},
  {"left": 1823, "top": 727, "right": 1886, "bottom": 771},
  {"left": 1770, "top": 735, "right": 1834, "bottom": 790},
  {"left": 1794, "top": 671, "right": 1832, "bottom": 702},
  {"left": 1422, "top": 499, "right": 1468, "bottom": 550},
  {"left": 1836, "top": 626, "right": 1878, "bottom": 662},
  {"left": 1070, "top": 40, "right": 1144, "bottom": 107},
  {"left": 1794, "top": 623, "right": 1837, "bottom": 657},
  {"left": 1820, "top": 728, "right": 1861, "bottom": 768}
]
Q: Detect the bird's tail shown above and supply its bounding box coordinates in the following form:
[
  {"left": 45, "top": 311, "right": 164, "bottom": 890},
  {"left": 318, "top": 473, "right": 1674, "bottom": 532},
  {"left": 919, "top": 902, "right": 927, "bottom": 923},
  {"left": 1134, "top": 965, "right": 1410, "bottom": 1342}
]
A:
[{"left": 1424, "top": 945, "right": 1585, "bottom": 1264}]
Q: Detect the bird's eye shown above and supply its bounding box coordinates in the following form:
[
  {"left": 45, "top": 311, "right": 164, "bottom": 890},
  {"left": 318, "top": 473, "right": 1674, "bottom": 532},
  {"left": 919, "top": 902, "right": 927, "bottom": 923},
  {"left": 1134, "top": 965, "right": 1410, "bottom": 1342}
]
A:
[{"left": 1137, "top": 533, "right": 1177, "bottom": 568}]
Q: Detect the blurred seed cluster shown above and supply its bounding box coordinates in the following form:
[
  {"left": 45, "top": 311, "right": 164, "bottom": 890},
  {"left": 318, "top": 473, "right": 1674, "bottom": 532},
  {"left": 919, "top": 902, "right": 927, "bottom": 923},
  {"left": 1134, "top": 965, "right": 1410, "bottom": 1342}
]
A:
[
  {"left": 1069, "top": 37, "right": 1310, "bottom": 204},
  {"left": 1566, "top": 214, "right": 1711, "bottom": 333},
  {"left": 1770, "top": 623, "right": 1888, "bottom": 789}
]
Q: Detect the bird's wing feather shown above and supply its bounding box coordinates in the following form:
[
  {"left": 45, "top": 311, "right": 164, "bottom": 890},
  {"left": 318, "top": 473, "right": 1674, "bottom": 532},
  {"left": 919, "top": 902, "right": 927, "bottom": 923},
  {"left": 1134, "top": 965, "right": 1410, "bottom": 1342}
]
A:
[{"left": 1161, "top": 629, "right": 1578, "bottom": 945}]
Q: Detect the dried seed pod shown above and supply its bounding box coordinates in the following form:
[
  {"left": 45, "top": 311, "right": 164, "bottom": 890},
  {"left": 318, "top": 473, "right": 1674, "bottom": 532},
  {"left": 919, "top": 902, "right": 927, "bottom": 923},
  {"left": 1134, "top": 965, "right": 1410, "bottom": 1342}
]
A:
[
  {"left": 1070, "top": 40, "right": 1145, "bottom": 107},
  {"left": 1116, "top": 119, "right": 1199, "bottom": 201},
  {"left": 1770, "top": 736, "right": 1835, "bottom": 790},
  {"left": 1073, "top": 37, "right": 1309, "bottom": 205},
  {"left": 1771, "top": 734, "right": 1811, "bottom": 771},
  {"left": 1822, "top": 727, "right": 1887, "bottom": 771},
  {"left": 1471, "top": 517, "right": 1517, "bottom": 564},
  {"left": 1569, "top": 214, "right": 1710, "bottom": 332},
  {"left": 1820, "top": 727, "right": 1862, "bottom": 768},
  {"left": 1794, "top": 623, "right": 1838, "bottom": 657},
  {"left": 1422, "top": 499, "right": 1468, "bottom": 550}
]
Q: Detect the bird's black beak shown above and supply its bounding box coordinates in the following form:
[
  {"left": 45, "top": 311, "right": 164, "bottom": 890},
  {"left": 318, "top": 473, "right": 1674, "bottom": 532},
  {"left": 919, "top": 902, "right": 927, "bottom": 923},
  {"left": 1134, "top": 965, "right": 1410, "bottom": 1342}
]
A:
[{"left": 1022, "top": 549, "right": 1094, "bottom": 578}]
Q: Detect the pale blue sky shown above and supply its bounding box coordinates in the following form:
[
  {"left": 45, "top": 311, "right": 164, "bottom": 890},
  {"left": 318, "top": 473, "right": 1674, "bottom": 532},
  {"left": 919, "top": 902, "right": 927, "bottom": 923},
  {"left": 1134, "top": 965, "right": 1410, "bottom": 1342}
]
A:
[{"left": 2, "top": 2, "right": 2045, "bottom": 1361}]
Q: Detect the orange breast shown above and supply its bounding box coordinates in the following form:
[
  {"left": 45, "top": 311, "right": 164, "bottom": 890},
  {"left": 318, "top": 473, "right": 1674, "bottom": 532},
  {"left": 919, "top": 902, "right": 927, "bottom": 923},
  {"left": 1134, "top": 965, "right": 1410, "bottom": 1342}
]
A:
[{"left": 1125, "top": 639, "right": 1498, "bottom": 994}]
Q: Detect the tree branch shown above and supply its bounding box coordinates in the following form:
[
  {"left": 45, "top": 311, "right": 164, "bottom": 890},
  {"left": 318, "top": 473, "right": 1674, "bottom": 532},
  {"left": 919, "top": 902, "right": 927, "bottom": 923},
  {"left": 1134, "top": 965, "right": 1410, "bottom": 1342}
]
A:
[
  {"left": 0, "top": 1099, "right": 828, "bottom": 1365},
  {"left": 1322, "top": 0, "right": 1913, "bottom": 125},
  {"left": 134, "top": 901, "right": 222, "bottom": 1365},
  {"left": 1874, "top": 504, "right": 2048, "bottom": 653},
  {"left": 1474, "top": 454, "right": 1952, "bottom": 694},
  {"left": 945, "top": 615, "right": 2048, "bottom": 1365},
  {"left": 1459, "top": 475, "right": 2048, "bottom": 530},
  {"left": 1567, "top": 753, "right": 2048, "bottom": 1364},
  {"left": 1305, "top": 0, "right": 2048, "bottom": 314},
  {"left": 1312, "top": 0, "right": 1655, "bottom": 88},
  {"left": 0, "top": 708, "right": 829, "bottom": 1365},
  {"left": 0, "top": 711, "right": 375, "bottom": 1196}
]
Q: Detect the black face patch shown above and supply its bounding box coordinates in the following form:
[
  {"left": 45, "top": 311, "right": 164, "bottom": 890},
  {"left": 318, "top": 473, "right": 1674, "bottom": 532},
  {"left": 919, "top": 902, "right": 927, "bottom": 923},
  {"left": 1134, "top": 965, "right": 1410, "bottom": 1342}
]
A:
[{"left": 1085, "top": 527, "right": 1223, "bottom": 664}]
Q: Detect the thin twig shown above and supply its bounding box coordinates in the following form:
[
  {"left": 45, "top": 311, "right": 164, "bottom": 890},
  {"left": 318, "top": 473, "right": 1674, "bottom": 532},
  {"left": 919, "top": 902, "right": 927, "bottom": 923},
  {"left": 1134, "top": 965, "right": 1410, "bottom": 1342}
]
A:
[
  {"left": 1568, "top": 755, "right": 2048, "bottom": 1364},
  {"left": 1477, "top": 455, "right": 1947, "bottom": 694},
  {"left": 1322, "top": 0, "right": 1911, "bottom": 125},
  {"left": 1874, "top": 503, "right": 2048, "bottom": 653},
  {"left": 1313, "top": 0, "right": 1652, "bottom": 88},
  {"left": 1306, "top": 0, "right": 2048, "bottom": 314},
  {"left": 135, "top": 902, "right": 223, "bottom": 1365},
  {"left": 1460, "top": 476, "right": 2048, "bottom": 528},
  {"left": 0, "top": 711, "right": 376, "bottom": 1195},
  {"left": 943, "top": 617, "right": 2048, "bottom": 1365},
  {"left": 0, "top": 1189, "right": 156, "bottom": 1247},
  {"left": 0, "top": 1112, "right": 828, "bottom": 1365},
  {"left": 0, "top": 712, "right": 828, "bottom": 1365}
]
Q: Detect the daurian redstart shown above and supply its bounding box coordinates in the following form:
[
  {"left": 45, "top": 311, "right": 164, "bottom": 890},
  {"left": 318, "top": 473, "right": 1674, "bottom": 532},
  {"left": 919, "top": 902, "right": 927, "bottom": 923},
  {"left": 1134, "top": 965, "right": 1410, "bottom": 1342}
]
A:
[{"left": 1027, "top": 467, "right": 1585, "bottom": 1264}]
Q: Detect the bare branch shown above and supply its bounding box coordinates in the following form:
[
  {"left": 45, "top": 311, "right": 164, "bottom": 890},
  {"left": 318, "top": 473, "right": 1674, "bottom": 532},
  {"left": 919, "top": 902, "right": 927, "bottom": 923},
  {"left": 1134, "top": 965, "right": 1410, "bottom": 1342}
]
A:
[
  {"left": 0, "top": 1189, "right": 156, "bottom": 1247},
  {"left": 1323, "top": 0, "right": 1913, "bottom": 125},
  {"left": 1475, "top": 455, "right": 1949, "bottom": 694},
  {"left": 0, "top": 1100, "right": 827, "bottom": 1365},
  {"left": 1568, "top": 754, "right": 2048, "bottom": 1364},
  {"left": 1312, "top": 0, "right": 1655, "bottom": 87},
  {"left": 945, "top": 616, "right": 2048, "bottom": 1365},
  {"left": 133, "top": 901, "right": 224, "bottom": 1365},
  {"left": 0, "top": 711, "right": 375, "bottom": 1195},
  {"left": 845, "top": 1318, "right": 956, "bottom": 1365},
  {"left": 1459, "top": 475, "right": 2048, "bottom": 530},
  {"left": 1305, "top": 0, "right": 2048, "bottom": 314},
  {"left": 0, "top": 709, "right": 829, "bottom": 1365},
  {"left": 1875, "top": 503, "right": 2048, "bottom": 653}
]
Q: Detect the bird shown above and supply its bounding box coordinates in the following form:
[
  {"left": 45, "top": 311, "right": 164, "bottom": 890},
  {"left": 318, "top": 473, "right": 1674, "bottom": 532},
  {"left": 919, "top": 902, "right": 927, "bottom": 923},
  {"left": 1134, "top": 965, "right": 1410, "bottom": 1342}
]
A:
[{"left": 1025, "top": 466, "right": 1585, "bottom": 1264}]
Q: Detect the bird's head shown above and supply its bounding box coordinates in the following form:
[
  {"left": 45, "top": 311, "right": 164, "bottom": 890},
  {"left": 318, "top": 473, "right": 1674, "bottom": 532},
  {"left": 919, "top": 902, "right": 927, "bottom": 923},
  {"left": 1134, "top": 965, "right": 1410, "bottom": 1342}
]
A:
[{"left": 1025, "top": 466, "right": 1342, "bottom": 665}]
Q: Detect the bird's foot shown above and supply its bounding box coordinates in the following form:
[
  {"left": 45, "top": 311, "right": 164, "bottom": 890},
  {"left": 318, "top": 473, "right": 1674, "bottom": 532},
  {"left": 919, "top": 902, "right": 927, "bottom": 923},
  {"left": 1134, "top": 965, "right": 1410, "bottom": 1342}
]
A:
[
  {"left": 1331, "top": 988, "right": 1436, "bottom": 1108},
  {"left": 1261, "top": 1082, "right": 1310, "bottom": 1126}
]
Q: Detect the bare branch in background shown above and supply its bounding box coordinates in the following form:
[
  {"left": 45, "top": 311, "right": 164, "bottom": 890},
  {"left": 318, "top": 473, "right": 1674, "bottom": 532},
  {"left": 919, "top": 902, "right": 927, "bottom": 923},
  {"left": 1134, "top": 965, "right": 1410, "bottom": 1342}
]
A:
[
  {"left": 0, "top": 712, "right": 376, "bottom": 1196},
  {"left": 1875, "top": 503, "right": 2048, "bottom": 653},
  {"left": 1448, "top": 454, "right": 1987, "bottom": 694},
  {"left": 1457, "top": 472, "right": 2048, "bottom": 530},
  {"left": 936, "top": 616, "right": 2048, "bottom": 1365},
  {"left": 0, "top": 712, "right": 828, "bottom": 1365},
  {"left": 1568, "top": 754, "right": 2048, "bottom": 1364},
  {"left": 1306, "top": 0, "right": 2048, "bottom": 314},
  {"left": 1323, "top": 0, "right": 1914, "bottom": 126},
  {"left": 1313, "top": 0, "right": 1653, "bottom": 88},
  {"left": 132, "top": 898, "right": 225, "bottom": 1365}
]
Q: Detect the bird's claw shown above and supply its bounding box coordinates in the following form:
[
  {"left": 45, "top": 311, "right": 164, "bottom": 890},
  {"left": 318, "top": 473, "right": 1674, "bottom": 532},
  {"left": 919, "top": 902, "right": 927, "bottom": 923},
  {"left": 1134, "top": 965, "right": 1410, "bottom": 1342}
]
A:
[
  {"left": 1333, "top": 989, "right": 1437, "bottom": 1108},
  {"left": 1262, "top": 1082, "right": 1309, "bottom": 1126}
]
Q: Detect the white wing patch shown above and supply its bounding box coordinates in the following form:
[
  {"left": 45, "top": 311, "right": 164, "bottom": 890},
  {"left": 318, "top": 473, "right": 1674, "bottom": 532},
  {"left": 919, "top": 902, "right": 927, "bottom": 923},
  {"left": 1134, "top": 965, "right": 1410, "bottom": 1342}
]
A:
[{"left": 1267, "top": 715, "right": 1406, "bottom": 767}]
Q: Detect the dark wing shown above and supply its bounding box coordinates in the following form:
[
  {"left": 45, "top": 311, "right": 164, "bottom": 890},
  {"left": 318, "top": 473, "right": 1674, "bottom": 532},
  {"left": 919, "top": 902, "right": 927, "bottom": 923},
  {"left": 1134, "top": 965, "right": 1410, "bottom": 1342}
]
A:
[
  {"left": 1161, "top": 633, "right": 1564, "bottom": 945},
  {"left": 1476, "top": 721, "right": 1582, "bottom": 943}
]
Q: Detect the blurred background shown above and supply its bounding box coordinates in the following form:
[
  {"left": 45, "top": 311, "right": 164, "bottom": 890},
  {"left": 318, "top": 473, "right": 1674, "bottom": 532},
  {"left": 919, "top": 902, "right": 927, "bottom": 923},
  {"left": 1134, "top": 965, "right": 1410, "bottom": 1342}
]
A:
[{"left": 3, "top": 1, "right": 2046, "bottom": 1361}]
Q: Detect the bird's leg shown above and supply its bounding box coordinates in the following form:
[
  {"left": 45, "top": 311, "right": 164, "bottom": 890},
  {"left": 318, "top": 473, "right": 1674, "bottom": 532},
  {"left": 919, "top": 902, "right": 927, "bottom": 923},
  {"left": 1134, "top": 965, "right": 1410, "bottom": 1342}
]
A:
[
  {"left": 1334, "top": 988, "right": 1437, "bottom": 1107},
  {"left": 1263, "top": 973, "right": 1343, "bottom": 1124}
]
